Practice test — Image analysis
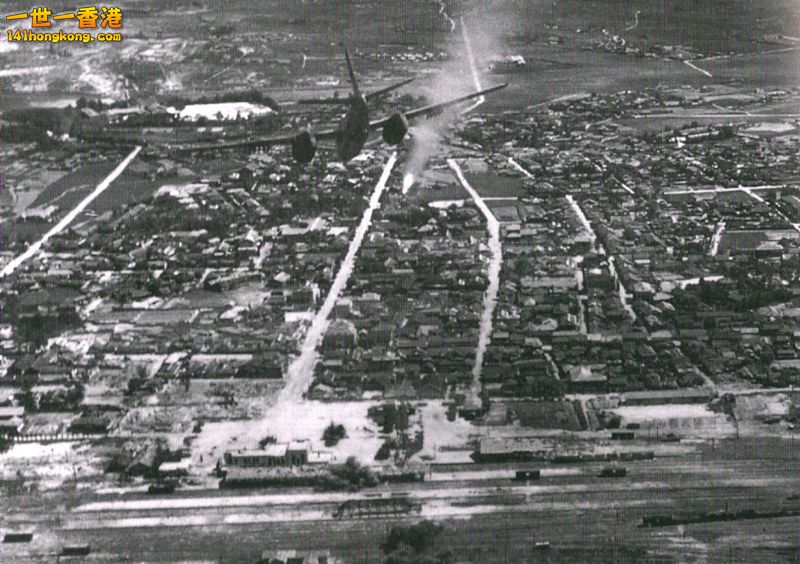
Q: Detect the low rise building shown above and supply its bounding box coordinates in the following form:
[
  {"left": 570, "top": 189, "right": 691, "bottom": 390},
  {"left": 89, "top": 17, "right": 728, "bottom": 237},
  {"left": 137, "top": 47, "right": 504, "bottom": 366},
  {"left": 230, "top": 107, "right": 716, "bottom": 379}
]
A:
[{"left": 224, "top": 441, "right": 330, "bottom": 468}]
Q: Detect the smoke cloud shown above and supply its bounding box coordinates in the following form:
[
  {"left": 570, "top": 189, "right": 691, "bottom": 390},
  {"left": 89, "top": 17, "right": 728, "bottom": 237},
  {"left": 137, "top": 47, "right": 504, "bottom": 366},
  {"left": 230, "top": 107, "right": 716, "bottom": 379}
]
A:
[{"left": 402, "top": 1, "right": 515, "bottom": 193}]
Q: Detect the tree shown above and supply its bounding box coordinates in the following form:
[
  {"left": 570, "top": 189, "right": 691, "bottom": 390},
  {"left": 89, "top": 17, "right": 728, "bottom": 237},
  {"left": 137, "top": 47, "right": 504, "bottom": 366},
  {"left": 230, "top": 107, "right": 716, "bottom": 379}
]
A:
[
  {"left": 382, "top": 520, "right": 448, "bottom": 563},
  {"left": 317, "top": 456, "right": 376, "bottom": 491},
  {"left": 258, "top": 435, "right": 277, "bottom": 449},
  {"left": 323, "top": 422, "right": 346, "bottom": 446}
]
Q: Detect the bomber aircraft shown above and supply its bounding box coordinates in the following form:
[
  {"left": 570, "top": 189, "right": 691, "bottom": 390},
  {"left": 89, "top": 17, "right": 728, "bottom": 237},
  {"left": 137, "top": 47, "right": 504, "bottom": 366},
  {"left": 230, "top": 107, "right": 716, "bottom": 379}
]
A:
[{"left": 174, "top": 48, "right": 507, "bottom": 164}]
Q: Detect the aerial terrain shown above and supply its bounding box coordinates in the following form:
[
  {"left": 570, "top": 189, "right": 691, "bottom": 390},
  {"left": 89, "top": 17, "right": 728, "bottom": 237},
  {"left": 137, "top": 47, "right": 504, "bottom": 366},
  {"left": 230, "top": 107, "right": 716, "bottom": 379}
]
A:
[{"left": 1, "top": 1, "right": 800, "bottom": 562}]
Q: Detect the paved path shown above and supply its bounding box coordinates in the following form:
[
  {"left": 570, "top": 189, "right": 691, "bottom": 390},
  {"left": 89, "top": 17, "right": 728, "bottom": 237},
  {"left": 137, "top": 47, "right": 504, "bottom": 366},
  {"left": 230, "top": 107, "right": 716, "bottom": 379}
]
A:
[
  {"left": 275, "top": 152, "right": 398, "bottom": 406},
  {"left": 508, "top": 158, "right": 533, "bottom": 179},
  {"left": 565, "top": 195, "right": 637, "bottom": 323},
  {"left": 1, "top": 146, "right": 142, "bottom": 278},
  {"left": 683, "top": 60, "right": 713, "bottom": 78},
  {"left": 449, "top": 159, "right": 502, "bottom": 402},
  {"left": 665, "top": 185, "right": 788, "bottom": 196},
  {"left": 709, "top": 221, "right": 726, "bottom": 256}
]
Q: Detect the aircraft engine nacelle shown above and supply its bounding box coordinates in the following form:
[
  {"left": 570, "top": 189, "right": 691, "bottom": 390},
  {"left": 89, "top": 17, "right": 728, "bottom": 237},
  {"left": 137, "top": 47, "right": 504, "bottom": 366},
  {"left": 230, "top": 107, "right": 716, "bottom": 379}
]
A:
[
  {"left": 291, "top": 130, "right": 317, "bottom": 164},
  {"left": 382, "top": 112, "right": 409, "bottom": 145}
]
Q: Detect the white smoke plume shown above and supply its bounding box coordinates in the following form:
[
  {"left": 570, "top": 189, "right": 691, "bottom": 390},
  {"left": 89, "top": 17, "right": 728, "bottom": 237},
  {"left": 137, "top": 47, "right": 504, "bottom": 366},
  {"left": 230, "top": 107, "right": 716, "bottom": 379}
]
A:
[
  {"left": 403, "top": 117, "right": 447, "bottom": 194},
  {"left": 402, "top": 1, "right": 515, "bottom": 193}
]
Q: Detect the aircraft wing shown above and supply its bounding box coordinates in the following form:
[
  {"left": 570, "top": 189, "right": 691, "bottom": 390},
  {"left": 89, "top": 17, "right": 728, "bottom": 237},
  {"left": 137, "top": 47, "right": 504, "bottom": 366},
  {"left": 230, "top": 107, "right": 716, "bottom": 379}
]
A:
[
  {"left": 170, "top": 128, "right": 339, "bottom": 152},
  {"left": 364, "top": 77, "right": 415, "bottom": 101},
  {"left": 295, "top": 97, "right": 350, "bottom": 106},
  {"left": 369, "top": 83, "right": 508, "bottom": 129},
  {"left": 296, "top": 78, "right": 415, "bottom": 105}
]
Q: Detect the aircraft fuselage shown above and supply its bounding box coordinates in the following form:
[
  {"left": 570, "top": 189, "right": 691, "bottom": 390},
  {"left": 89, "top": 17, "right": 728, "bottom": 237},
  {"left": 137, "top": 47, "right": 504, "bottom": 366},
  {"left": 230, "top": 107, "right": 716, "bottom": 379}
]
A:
[{"left": 336, "top": 94, "right": 370, "bottom": 162}]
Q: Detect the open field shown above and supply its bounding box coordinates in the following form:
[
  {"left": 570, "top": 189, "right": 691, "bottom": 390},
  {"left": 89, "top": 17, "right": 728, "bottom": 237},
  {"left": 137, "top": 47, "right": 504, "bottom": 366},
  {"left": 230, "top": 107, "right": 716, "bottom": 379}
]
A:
[
  {"left": 1, "top": 158, "right": 144, "bottom": 246},
  {"left": 1, "top": 161, "right": 110, "bottom": 245},
  {"left": 410, "top": 159, "right": 527, "bottom": 204},
  {"left": 484, "top": 49, "right": 800, "bottom": 115},
  {"left": 510, "top": 400, "right": 585, "bottom": 431},
  {"left": 499, "top": 0, "right": 800, "bottom": 55},
  {"left": 28, "top": 163, "right": 116, "bottom": 210},
  {"left": 86, "top": 165, "right": 157, "bottom": 214},
  {"left": 3, "top": 0, "right": 798, "bottom": 109}
]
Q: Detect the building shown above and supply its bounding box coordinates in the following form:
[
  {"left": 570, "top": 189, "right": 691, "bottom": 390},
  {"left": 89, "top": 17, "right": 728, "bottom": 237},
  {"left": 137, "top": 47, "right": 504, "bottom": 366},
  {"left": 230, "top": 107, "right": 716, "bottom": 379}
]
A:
[
  {"left": 473, "top": 437, "right": 548, "bottom": 462},
  {"left": 0, "top": 406, "right": 24, "bottom": 436},
  {"left": 567, "top": 365, "right": 609, "bottom": 394},
  {"left": 620, "top": 388, "right": 714, "bottom": 406},
  {"left": 322, "top": 320, "right": 357, "bottom": 351},
  {"left": 157, "top": 458, "right": 192, "bottom": 478},
  {"left": 224, "top": 441, "right": 322, "bottom": 468},
  {"left": 176, "top": 102, "right": 275, "bottom": 122},
  {"left": 769, "top": 359, "right": 800, "bottom": 385},
  {"left": 259, "top": 549, "right": 339, "bottom": 564}
]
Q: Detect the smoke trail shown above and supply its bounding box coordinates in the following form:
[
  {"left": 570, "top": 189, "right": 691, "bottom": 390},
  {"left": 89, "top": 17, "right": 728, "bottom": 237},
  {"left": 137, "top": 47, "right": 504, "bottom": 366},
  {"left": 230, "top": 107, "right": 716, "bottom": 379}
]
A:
[
  {"left": 403, "top": 119, "right": 447, "bottom": 194},
  {"left": 460, "top": 15, "right": 485, "bottom": 113},
  {"left": 402, "top": 1, "right": 513, "bottom": 192},
  {"left": 437, "top": 0, "right": 456, "bottom": 32}
]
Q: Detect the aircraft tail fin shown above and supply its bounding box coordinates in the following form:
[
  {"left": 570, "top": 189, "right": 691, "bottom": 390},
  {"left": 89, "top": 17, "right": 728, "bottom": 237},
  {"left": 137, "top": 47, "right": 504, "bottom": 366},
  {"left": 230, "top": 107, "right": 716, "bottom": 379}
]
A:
[{"left": 344, "top": 47, "right": 361, "bottom": 98}]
